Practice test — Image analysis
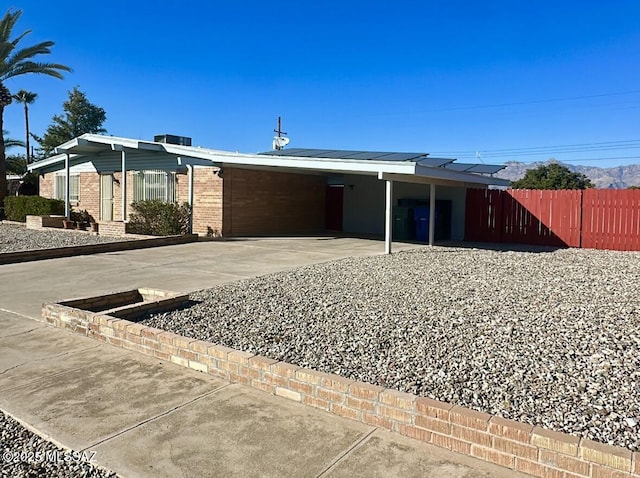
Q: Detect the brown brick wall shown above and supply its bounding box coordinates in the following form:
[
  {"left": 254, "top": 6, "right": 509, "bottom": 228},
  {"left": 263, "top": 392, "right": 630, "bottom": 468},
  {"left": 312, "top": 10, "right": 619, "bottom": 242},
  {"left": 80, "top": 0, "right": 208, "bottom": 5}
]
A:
[
  {"left": 41, "top": 172, "right": 118, "bottom": 222},
  {"left": 111, "top": 171, "right": 135, "bottom": 222},
  {"left": 176, "top": 170, "right": 189, "bottom": 204},
  {"left": 40, "top": 174, "right": 54, "bottom": 199},
  {"left": 223, "top": 167, "right": 325, "bottom": 236},
  {"left": 77, "top": 173, "right": 100, "bottom": 220},
  {"left": 191, "top": 167, "right": 223, "bottom": 236},
  {"left": 41, "top": 167, "right": 326, "bottom": 237}
]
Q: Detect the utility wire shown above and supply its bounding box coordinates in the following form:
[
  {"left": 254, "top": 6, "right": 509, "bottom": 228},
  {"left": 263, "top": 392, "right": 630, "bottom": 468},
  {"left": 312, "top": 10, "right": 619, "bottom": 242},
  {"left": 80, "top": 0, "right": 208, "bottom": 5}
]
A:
[
  {"left": 431, "top": 139, "right": 640, "bottom": 161},
  {"left": 431, "top": 139, "right": 640, "bottom": 155},
  {"left": 495, "top": 156, "right": 640, "bottom": 164},
  {"left": 430, "top": 90, "right": 640, "bottom": 112}
]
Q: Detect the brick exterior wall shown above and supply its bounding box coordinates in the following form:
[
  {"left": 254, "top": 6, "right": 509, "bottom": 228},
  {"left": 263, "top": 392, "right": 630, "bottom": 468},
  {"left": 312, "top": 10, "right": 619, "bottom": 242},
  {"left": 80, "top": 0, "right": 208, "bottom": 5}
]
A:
[
  {"left": 223, "top": 167, "right": 326, "bottom": 236},
  {"left": 191, "top": 167, "right": 223, "bottom": 236},
  {"left": 41, "top": 171, "right": 150, "bottom": 222},
  {"left": 78, "top": 173, "right": 100, "bottom": 221},
  {"left": 41, "top": 166, "right": 326, "bottom": 237},
  {"left": 111, "top": 171, "right": 135, "bottom": 222},
  {"left": 42, "top": 301, "right": 640, "bottom": 478},
  {"left": 39, "top": 174, "right": 54, "bottom": 199},
  {"left": 40, "top": 172, "right": 101, "bottom": 220}
]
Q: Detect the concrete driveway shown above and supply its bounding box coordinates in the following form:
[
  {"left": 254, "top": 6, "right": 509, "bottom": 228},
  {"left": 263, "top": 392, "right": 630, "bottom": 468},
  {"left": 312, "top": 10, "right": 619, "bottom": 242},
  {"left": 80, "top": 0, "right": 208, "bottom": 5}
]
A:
[
  {"left": 0, "top": 237, "right": 528, "bottom": 477},
  {"left": 0, "top": 236, "right": 421, "bottom": 319}
]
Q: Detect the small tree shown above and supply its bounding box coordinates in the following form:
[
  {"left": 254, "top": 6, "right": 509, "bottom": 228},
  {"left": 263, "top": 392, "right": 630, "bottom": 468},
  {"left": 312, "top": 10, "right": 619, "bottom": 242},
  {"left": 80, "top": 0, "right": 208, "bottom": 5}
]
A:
[
  {"left": 6, "top": 154, "right": 26, "bottom": 174},
  {"left": 38, "top": 86, "right": 106, "bottom": 156},
  {"left": 511, "top": 163, "right": 594, "bottom": 190}
]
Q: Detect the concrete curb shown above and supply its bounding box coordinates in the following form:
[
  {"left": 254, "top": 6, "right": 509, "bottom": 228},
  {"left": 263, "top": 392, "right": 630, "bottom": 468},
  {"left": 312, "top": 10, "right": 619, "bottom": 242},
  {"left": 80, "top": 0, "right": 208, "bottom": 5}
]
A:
[
  {"left": 41, "top": 299, "right": 640, "bottom": 478},
  {"left": 0, "top": 234, "right": 199, "bottom": 265}
]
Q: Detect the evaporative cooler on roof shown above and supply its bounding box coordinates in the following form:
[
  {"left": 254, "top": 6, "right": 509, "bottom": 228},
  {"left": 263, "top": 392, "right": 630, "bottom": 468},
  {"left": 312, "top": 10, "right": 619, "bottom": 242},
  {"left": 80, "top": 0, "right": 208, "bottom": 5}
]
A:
[{"left": 154, "top": 134, "right": 192, "bottom": 146}]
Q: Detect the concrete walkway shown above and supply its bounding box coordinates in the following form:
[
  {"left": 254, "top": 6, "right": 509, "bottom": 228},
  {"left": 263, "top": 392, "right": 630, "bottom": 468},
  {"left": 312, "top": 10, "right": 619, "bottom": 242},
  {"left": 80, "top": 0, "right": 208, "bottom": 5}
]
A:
[{"left": 0, "top": 238, "right": 529, "bottom": 477}]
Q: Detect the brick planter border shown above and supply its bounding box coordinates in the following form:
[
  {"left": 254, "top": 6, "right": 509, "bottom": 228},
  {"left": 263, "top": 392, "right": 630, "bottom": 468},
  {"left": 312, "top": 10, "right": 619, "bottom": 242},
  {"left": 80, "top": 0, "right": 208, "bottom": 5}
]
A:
[
  {"left": 41, "top": 301, "right": 640, "bottom": 478},
  {"left": 0, "top": 234, "right": 199, "bottom": 265}
]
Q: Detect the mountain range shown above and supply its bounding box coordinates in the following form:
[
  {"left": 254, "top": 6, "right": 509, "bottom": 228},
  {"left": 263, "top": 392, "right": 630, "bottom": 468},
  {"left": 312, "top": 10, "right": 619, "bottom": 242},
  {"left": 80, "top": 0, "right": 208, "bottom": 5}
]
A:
[{"left": 495, "top": 160, "right": 640, "bottom": 189}]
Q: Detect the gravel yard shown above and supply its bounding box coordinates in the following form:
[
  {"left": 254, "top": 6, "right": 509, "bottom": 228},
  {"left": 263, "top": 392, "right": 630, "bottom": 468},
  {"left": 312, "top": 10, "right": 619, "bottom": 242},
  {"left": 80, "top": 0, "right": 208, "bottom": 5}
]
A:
[
  {"left": 0, "top": 224, "right": 130, "bottom": 253},
  {"left": 0, "top": 409, "right": 117, "bottom": 477},
  {"left": 140, "top": 246, "right": 640, "bottom": 451}
]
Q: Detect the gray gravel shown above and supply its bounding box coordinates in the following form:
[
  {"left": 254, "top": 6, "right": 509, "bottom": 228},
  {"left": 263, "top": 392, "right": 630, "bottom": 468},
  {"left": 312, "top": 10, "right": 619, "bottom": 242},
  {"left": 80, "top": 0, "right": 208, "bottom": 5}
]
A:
[
  {"left": 0, "top": 409, "right": 117, "bottom": 477},
  {"left": 140, "top": 246, "right": 640, "bottom": 451},
  {"left": 0, "top": 224, "right": 130, "bottom": 253}
]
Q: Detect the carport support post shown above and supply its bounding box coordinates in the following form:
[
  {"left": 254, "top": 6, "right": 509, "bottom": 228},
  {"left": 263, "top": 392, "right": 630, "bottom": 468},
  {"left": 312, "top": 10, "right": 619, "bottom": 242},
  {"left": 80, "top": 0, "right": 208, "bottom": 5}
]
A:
[
  {"left": 385, "top": 179, "right": 393, "bottom": 254},
  {"left": 429, "top": 183, "right": 436, "bottom": 246},
  {"left": 64, "top": 153, "right": 70, "bottom": 218},
  {"left": 121, "top": 149, "right": 127, "bottom": 221}
]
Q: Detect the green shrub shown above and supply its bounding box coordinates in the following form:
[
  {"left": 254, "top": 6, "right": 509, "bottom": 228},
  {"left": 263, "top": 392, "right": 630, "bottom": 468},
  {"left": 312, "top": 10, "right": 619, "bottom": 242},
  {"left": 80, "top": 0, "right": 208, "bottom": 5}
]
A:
[
  {"left": 127, "top": 200, "right": 191, "bottom": 236},
  {"left": 3, "top": 196, "right": 65, "bottom": 222}
]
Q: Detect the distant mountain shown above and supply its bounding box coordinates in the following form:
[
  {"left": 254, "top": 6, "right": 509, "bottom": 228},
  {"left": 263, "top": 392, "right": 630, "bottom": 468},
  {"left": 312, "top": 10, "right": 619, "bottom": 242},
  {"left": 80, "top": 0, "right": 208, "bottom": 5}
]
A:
[{"left": 495, "top": 160, "right": 640, "bottom": 189}]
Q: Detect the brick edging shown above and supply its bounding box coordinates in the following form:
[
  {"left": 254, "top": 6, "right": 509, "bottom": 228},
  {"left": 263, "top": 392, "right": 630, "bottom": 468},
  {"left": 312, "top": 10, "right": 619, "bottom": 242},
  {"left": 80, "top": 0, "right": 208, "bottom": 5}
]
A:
[
  {"left": 0, "top": 234, "right": 199, "bottom": 265},
  {"left": 42, "top": 304, "right": 640, "bottom": 478}
]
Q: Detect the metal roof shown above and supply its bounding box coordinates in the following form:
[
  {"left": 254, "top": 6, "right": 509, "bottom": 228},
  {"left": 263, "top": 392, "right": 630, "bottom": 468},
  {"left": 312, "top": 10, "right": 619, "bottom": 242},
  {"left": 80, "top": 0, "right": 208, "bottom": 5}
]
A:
[
  {"left": 260, "top": 148, "right": 427, "bottom": 160},
  {"left": 443, "top": 163, "right": 505, "bottom": 174},
  {"left": 259, "top": 148, "right": 457, "bottom": 167}
]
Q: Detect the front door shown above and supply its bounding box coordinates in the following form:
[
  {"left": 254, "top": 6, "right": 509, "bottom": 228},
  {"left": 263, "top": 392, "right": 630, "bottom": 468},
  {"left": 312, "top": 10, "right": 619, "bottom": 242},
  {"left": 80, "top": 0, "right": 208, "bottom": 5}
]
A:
[
  {"left": 100, "top": 174, "right": 114, "bottom": 221},
  {"left": 325, "top": 185, "right": 344, "bottom": 231}
]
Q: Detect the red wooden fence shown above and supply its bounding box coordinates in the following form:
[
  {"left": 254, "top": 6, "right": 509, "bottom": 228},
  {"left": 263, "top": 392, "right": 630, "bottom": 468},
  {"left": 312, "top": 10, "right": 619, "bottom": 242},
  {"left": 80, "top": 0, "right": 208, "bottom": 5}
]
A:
[
  {"left": 581, "top": 189, "right": 640, "bottom": 250},
  {"left": 465, "top": 188, "right": 640, "bottom": 251}
]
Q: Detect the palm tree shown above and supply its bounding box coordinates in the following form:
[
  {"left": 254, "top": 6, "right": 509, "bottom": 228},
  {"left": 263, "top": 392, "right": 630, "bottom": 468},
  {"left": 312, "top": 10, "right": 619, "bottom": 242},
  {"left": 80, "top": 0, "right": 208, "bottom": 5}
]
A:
[
  {"left": 12, "top": 89, "right": 37, "bottom": 163},
  {"left": 2, "top": 129, "right": 24, "bottom": 150},
  {"left": 0, "top": 9, "right": 71, "bottom": 205},
  {"left": 2, "top": 130, "right": 25, "bottom": 175}
]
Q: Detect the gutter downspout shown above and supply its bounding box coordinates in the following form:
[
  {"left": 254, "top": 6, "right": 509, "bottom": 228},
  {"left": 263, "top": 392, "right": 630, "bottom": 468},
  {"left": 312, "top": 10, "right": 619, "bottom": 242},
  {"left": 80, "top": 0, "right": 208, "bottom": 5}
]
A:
[
  {"left": 121, "top": 149, "right": 127, "bottom": 221},
  {"left": 187, "top": 164, "right": 194, "bottom": 233},
  {"left": 64, "top": 153, "right": 70, "bottom": 218}
]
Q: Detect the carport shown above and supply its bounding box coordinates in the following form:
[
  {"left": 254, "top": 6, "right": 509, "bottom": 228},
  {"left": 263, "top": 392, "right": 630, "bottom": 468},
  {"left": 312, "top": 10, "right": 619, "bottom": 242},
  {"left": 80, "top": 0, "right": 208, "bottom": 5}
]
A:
[{"left": 28, "top": 135, "right": 509, "bottom": 253}]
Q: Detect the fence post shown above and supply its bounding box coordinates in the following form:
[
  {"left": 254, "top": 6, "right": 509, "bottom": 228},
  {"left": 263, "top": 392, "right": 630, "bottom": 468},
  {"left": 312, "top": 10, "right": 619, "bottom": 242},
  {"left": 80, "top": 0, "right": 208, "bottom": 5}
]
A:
[
  {"left": 579, "top": 190, "right": 584, "bottom": 249},
  {"left": 498, "top": 190, "right": 505, "bottom": 243}
]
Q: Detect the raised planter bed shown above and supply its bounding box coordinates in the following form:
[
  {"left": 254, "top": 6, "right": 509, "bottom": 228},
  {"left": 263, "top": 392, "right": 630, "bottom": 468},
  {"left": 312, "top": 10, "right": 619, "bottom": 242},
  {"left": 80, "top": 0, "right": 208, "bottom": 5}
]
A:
[
  {"left": 25, "top": 215, "right": 66, "bottom": 229},
  {"left": 44, "top": 289, "right": 190, "bottom": 332}
]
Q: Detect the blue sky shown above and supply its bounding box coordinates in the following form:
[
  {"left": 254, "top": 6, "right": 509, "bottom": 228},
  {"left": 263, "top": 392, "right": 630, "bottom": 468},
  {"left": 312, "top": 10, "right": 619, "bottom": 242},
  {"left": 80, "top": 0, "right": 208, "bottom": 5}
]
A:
[{"left": 3, "top": 1, "right": 640, "bottom": 167}]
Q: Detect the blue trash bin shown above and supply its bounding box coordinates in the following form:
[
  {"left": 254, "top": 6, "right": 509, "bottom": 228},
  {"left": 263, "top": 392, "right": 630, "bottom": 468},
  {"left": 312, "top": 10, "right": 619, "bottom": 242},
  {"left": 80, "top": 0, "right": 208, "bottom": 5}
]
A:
[{"left": 414, "top": 206, "right": 430, "bottom": 242}]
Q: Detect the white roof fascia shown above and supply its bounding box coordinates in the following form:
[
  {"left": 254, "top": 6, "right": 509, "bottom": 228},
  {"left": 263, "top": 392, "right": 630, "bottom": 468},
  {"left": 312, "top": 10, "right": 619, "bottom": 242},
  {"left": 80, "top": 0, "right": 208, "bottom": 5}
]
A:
[
  {"left": 53, "top": 137, "right": 83, "bottom": 153},
  {"left": 27, "top": 153, "right": 87, "bottom": 172},
  {"left": 161, "top": 144, "right": 417, "bottom": 175}
]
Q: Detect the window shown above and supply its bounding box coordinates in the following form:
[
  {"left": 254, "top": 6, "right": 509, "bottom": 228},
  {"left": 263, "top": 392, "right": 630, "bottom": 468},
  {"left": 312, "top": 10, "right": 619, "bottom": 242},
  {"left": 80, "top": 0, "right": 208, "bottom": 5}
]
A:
[
  {"left": 55, "top": 174, "right": 80, "bottom": 202},
  {"left": 133, "top": 170, "right": 177, "bottom": 203}
]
